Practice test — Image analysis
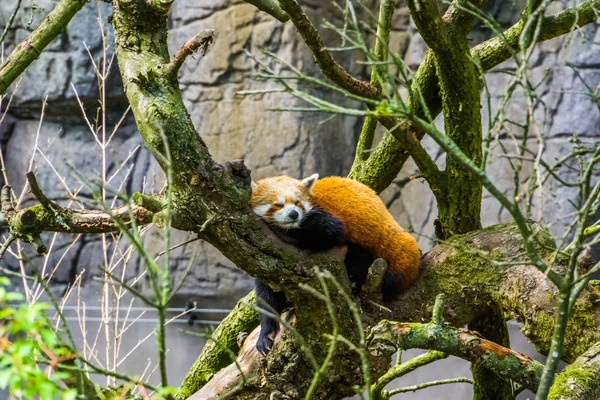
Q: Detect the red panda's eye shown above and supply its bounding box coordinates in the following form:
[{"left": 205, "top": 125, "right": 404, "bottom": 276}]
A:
[{"left": 274, "top": 203, "right": 284, "bottom": 208}]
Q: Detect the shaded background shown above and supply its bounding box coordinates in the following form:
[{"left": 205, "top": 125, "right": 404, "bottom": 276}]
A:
[{"left": 1, "top": 0, "right": 599, "bottom": 398}]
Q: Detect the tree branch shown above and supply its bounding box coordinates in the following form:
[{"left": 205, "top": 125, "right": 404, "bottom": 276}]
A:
[
  {"left": 475, "top": 0, "right": 600, "bottom": 72},
  {"left": 367, "top": 321, "right": 544, "bottom": 393},
  {"left": 351, "top": 0, "right": 395, "bottom": 167},
  {"left": 163, "top": 30, "right": 215, "bottom": 80},
  {"left": 0, "top": 0, "right": 87, "bottom": 95},
  {"left": 548, "top": 342, "right": 600, "bottom": 399},
  {"left": 0, "top": 185, "right": 154, "bottom": 235},
  {"left": 390, "top": 222, "right": 599, "bottom": 362},
  {"left": 371, "top": 350, "right": 448, "bottom": 398},
  {"left": 244, "top": 0, "right": 289, "bottom": 22},
  {"left": 406, "top": 0, "right": 449, "bottom": 52},
  {"left": 351, "top": 0, "right": 600, "bottom": 193},
  {"left": 278, "top": 0, "right": 379, "bottom": 99},
  {"left": 177, "top": 291, "right": 259, "bottom": 400}
]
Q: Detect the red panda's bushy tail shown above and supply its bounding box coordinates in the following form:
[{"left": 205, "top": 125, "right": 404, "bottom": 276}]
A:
[{"left": 312, "top": 177, "right": 421, "bottom": 298}]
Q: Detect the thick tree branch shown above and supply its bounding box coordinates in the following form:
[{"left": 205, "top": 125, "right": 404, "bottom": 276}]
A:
[
  {"left": 406, "top": 0, "right": 449, "bottom": 52},
  {"left": 548, "top": 342, "right": 600, "bottom": 400},
  {"left": 389, "top": 222, "right": 599, "bottom": 362},
  {"left": 0, "top": 0, "right": 87, "bottom": 95},
  {"left": 352, "top": 0, "right": 600, "bottom": 193},
  {"left": 367, "top": 320, "right": 544, "bottom": 393}
]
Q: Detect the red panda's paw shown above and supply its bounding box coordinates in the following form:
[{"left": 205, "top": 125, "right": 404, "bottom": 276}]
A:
[{"left": 256, "top": 334, "right": 274, "bottom": 355}]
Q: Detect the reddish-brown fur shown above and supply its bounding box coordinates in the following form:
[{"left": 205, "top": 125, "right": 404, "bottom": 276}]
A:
[
  {"left": 312, "top": 177, "right": 420, "bottom": 289},
  {"left": 251, "top": 175, "right": 421, "bottom": 292}
]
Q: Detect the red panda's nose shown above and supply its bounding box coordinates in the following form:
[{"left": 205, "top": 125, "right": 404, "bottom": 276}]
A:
[{"left": 288, "top": 210, "right": 299, "bottom": 221}]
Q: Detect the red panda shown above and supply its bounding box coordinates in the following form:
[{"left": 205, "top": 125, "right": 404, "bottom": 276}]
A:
[{"left": 250, "top": 173, "right": 421, "bottom": 354}]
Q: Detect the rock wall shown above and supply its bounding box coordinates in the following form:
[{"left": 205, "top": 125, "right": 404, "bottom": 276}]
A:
[{"left": 1, "top": 0, "right": 599, "bottom": 396}]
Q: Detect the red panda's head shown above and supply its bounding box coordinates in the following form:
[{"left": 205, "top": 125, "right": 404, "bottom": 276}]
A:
[{"left": 250, "top": 174, "right": 318, "bottom": 228}]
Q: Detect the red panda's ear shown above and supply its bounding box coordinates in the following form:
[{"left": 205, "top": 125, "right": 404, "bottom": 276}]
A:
[
  {"left": 301, "top": 173, "right": 319, "bottom": 192},
  {"left": 251, "top": 181, "right": 258, "bottom": 191}
]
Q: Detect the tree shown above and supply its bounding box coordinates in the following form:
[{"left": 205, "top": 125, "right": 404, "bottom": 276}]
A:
[{"left": 1, "top": 0, "right": 600, "bottom": 399}]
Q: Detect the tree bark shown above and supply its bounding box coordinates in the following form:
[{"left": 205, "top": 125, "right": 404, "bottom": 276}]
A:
[{"left": 186, "top": 222, "right": 600, "bottom": 398}]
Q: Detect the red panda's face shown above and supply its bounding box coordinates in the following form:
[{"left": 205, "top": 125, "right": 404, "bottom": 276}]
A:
[{"left": 250, "top": 174, "right": 318, "bottom": 228}]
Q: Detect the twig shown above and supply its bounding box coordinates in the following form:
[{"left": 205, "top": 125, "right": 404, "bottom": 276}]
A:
[
  {"left": 385, "top": 377, "right": 473, "bottom": 397},
  {"left": 26, "top": 171, "right": 61, "bottom": 211},
  {"left": 371, "top": 351, "right": 448, "bottom": 397},
  {"left": 163, "top": 30, "right": 215, "bottom": 79},
  {"left": 0, "top": 234, "right": 16, "bottom": 259},
  {"left": 278, "top": 0, "right": 379, "bottom": 99},
  {"left": 0, "top": 0, "right": 22, "bottom": 45}
]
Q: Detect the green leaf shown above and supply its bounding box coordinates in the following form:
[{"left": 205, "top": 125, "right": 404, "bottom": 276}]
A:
[
  {"left": 4, "top": 292, "right": 24, "bottom": 302},
  {"left": 38, "top": 381, "right": 56, "bottom": 400},
  {"left": 16, "top": 341, "right": 35, "bottom": 358}
]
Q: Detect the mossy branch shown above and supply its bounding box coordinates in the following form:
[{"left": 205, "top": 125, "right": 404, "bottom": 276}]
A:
[
  {"left": 548, "top": 342, "right": 600, "bottom": 400},
  {"left": 0, "top": 182, "right": 154, "bottom": 256},
  {"left": 244, "top": 0, "right": 289, "bottom": 22},
  {"left": 351, "top": 0, "right": 600, "bottom": 193},
  {"left": 176, "top": 291, "right": 259, "bottom": 400},
  {"left": 0, "top": 0, "right": 87, "bottom": 95},
  {"left": 351, "top": 0, "right": 395, "bottom": 167},
  {"left": 371, "top": 350, "right": 448, "bottom": 398},
  {"left": 406, "top": 0, "right": 449, "bottom": 51},
  {"left": 367, "top": 320, "right": 544, "bottom": 393}
]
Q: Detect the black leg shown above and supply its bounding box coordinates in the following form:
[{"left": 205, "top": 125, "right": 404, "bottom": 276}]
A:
[
  {"left": 381, "top": 269, "right": 401, "bottom": 303},
  {"left": 344, "top": 243, "right": 375, "bottom": 294},
  {"left": 255, "top": 280, "right": 287, "bottom": 355}
]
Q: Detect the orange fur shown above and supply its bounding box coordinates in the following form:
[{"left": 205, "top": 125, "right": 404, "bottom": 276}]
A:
[
  {"left": 311, "top": 177, "right": 420, "bottom": 289},
  {"left": 251, "top": 175, "right": 421, "bottom": 292}
]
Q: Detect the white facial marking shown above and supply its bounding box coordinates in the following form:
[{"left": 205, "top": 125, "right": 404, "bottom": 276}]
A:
[
  {"left": 302, "top": 201, "right": 313, "bottom": 212},
  {"left": 253, "top": 204, "right": 271, "bottom": 217},
  {"left": 273, "top": 204, "right": 304, "bottom": 228}
]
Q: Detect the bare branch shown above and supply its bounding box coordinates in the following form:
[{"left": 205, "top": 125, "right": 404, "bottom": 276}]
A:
[
  {"left": 26, "top": 171, "right": 60, "bottom": 211},
  {"left": 278, "top": 0, "right": 379, "bottom": 99},
  {"left": 163, "top": 30, "right": 216, "bottom": 80}
]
